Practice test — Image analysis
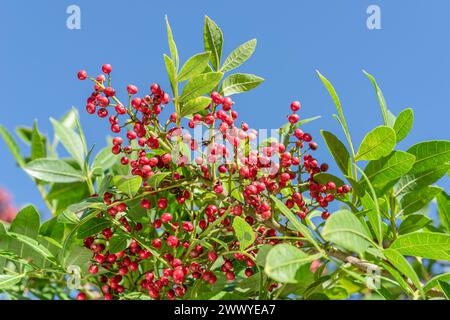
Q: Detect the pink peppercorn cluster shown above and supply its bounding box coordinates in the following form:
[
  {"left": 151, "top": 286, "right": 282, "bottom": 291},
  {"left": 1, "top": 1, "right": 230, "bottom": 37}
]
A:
[{"left": 75, "top": 65, "right": 350, "bottom": 300}]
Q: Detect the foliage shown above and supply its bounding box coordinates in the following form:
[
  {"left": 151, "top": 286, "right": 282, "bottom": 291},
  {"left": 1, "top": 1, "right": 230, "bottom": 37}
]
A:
[{"left": 0, "top": 16, "right": 449, "bottom": 301}]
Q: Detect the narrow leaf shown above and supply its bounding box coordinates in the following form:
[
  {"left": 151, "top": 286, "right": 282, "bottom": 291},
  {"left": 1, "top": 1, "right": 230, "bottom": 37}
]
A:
[
  {"left": 31, "top": 120, "right": 46, "bottom": 160},
  {"left": 437, "top": 191, "right": 450, "bottom": 232},
  {"left": 232, "top": 216, "right": 255, "bottom": 251},
  {"left": 220, "top": 39, "right": 257, "bottom": 72},
  {"left": 180, "top": 72, "right": 223, "bottom": 102},
  {"left": 265, "top": 243, "right": 321, "bottom": 284},
  {"left": 321, "top": 130, "right": 351, "bottom": 176},
  {"left": 50, "top": 118, "right": 85, "bottom": 166},
  {"left": 400, "top": 186, "right": 442, "bottom": 215},
  {"left": 221, "top": 73, "right": 264, "bottom": 96},
  {"left": 393, "top": 108, "right": 414, "bottom": 142},
  {"left": 77, "top": 217, "right": 111, "bottom": 239},
  {"left": 180, "top": 97, "right": 211, "bottom": 118},
  {"left": 165, "top": 15, "right": 179, "bottom": 70},
  {"left": 113, "top": 175, "right": 142, "bottom": 198},
  {"left": 203, "top": 16, "right": 223, "bottom": 71},
  {"left": 363, "top": 70, "right": 389, "bottom": 126},
  {"left": 178, "top": 52, "right": 211, "bottom": 81},
  {"left": 355, "top": 126, "right": 396, "bottom": 161},
  {"left": 322, "top": 209, "right": 375, "bottom": 255},
  {"left": 24, "top": 158, "right": 85, "bottom": 183},
  {"left": 390, "top": 232, "right": 450, "bottom": 261},
  {"left": 0, "top": 125, "right": 25, "bottom": 166}
]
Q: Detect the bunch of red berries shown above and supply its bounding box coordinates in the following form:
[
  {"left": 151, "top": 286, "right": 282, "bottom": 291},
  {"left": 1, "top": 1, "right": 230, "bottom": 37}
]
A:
[{"left": 75, "top": 64, "right": 349, "bottom": 300}]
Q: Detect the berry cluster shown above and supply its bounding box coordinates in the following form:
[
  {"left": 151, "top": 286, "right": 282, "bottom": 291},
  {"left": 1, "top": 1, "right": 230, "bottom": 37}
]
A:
[{"left": 76, "top": 65, "right": 350, "bottom": 300}]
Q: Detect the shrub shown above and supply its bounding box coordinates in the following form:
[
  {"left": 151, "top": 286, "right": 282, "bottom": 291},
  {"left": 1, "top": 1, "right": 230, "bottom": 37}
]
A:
[{"left": 0, "top": 16, "right": 449, "bottom": 300}]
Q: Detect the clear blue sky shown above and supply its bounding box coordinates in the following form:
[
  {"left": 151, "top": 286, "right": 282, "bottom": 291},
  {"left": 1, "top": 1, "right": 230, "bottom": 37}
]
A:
[{"left": 0, "top": 0, "right": 449, "bottom": 218}]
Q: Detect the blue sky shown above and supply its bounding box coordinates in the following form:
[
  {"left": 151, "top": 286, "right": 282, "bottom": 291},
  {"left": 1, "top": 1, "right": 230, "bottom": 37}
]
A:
[{"left": 0, "top": 0, "right": 449, "bottom": 218}]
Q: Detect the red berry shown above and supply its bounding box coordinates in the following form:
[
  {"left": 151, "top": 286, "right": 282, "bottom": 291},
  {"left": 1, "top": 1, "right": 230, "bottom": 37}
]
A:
[
  {"left": 76, "top": 292, "right": 87, "bottom": 300},
  {"left": 157, "top": 198, "right": 168, "bottom": 210},
  {"left": 208, "top": 251, "right": 218, "bottom": 262},
  {"left": 115, "top": 104, "right": 126, "bottom": 115},
  {"left": 102, "top": 64, "right": 112, "bottom": 74},
  {"left": 290, "top": 100, "right": 301, "bottom": 112},
  {"left": 150, "top": 83, "right": 161, "bottom": 95},
  {"left": 161, "top": 212, "right": 173, "bottom": 223},
  {"left": 77, "top": 70, "right": 88, "bottom": 80},
  {"left": 127, "top": 131, "right": 137, "bottom": 140},
  {"left": 288, "top": 114, "right": 300, "bottom": 124},
  {"left": 182, "top": 221, "right": 194, "bottom": 232},
  {"left": 127, "top": 84, "right": 138, "bottom": 95},
  {"left": 166, "top": 235, "right": 179, "bottom": 248},
  {"left": 321, "top": 211, "right": 330, "bottom": 220},
  {"left": 88, "top": 265, "right": 98, "bottom": 274},
  {"left": 140, "top": 199, "right": 152, "bottom": 209}
]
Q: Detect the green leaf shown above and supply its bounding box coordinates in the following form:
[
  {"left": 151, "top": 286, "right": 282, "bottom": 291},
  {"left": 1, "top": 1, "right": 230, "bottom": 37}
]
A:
[
  {"left": 179, "top": 72, "right": 223, "bottom": 102},
  {"left": 0, "top": 125, "right": 25, "bottom": 166},
  {"left": 396, "top": 163, "right": 449, "bottom": 195},
  {"left": 58, "top": 199, "right": 107, "bottom": 224},
  {"left": 322, "top": 209, "right": 375, "bottom": 255},
  {"left": 164, "top": 54, "right": 177, "bottom": 94},
  {"left": 77, "top": 217, "right": 111, "bottom": 239},
  {"left": 180, "top": 97, "right": 212, "bottom": 118},
  {"left": 8, "top": 232, "right": 56, "bottom": 263},
  {"left": 355, "top": 126, "right": 396, "bottom": 161},
  {"left": 383, "top": 248, "right": 423, "bottom": 297},
  {"left": 47, "top": 182, "right": 90, "bottom": 215},
  {"left": 437, "top": 191, "right": 450, "bottom": 232},
  {"left": 62, "top": 245, "right": 92, "bottom": 273},
  {"left": 0, "top": 274, "right": 24, "bottom": 290},
  {"left": 203, "top": 16, "right": 223, "bottom": 71},
  {"left": 221, "top": 73, "right": 264, "bottom": 96},
  {"left": 270, "top": 196, "right": 322, "bottom": 253},
  {"left": 393, "top": 108, "right": 414, "bottom": 142},
  {"left": 438, "top": 281, "right": 450, "bottom": 299},
  {"left": 255, "top": 244, "right": 272, "bottom": 267},
  {"left": 147, "top": 172, "right": 171, "bottom": 190},
  {"left": 165, "top": 15, "right": 179, "bottom": 70},
  {"left": 31, "top": 120, "right": 46, "bottom": 160},
  {"left": 313, "top": 173, "right": 345, "bottom": 187},
  {"left": 178, "top": 52, "right": 211, "bottom": 81},
  {"left": 220, "top": 39, "right": 257, "bottom": 72},
  {"left": 23, "top": 158, "right": 85, "bottom": 183},
  {"left": 407, "top": 140, "right": 450, "bottom": 175},
  {"left": 265, "top": 243, "right": 321, "bottom": 284},
  {"left": 113, "top": 175, "right": 142, "bottom": 198},
  {"left": 109, "top": 233, "right": 130, "bottom": 254},
  {"left": 400, "top": 186, "right": 442, "bottom": 215},
  {"left": 360, "top": 192, "right": 383, "bottom": 244},
  {"left": 321, "top": 130, "right": 351, "bottom": 176},
  {"left": 423, "top": 273, "right": 450, "bottom": 292},
  {"left": 7, "top": 205, "right": 41, "bottom": 268},
  {"left": 363, "top": 151, "right": 415, "bottom": 191},
  {"left": 316, "top": 71, "right": 351, "bottom": 141},
  {"left": 15, "top": 126, "right": 33, "bottom": 145},
  {"left": 0, "top": 250, "right": 36, "bottom": 268},
  {"left": 363, "top": 71, "right": 390, "bottom": 126},
  {"left": 232, "top": 216, "right": 255, "bottom": 251},
  {"left": 91, "top": 146, "right": 118, "bottom": 172},
  {"left": 398, "top": 214, "right": 432, "bottom": 235},
  {"left": 390, "top": 232, "right": 450, "bottom": 261},
  {"left": 50, "top": 118, "right": 85, "bottom": 166},
  {"left": 10, "top": 205, "right": 40, "bottom": 239}
]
